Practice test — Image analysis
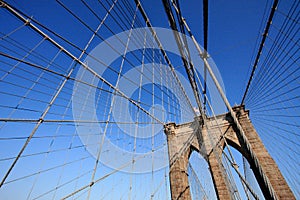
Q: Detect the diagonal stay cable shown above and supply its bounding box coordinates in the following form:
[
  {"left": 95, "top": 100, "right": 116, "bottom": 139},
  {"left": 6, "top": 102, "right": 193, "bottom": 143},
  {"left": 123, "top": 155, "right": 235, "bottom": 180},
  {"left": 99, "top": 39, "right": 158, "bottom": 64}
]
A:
[
  {"left": 134, "top": 0, "right": 197, "bottom": 117},
  {"left": 85, "top": 4, "right": 138, "bottom": 199},
  {"left": 168, "top": 1, "right": 280, "bottom": 198},
  {"left": 0, "top": 1, "right": 163, "bottom": 125},
  {"left": 241, "top": 0, "right": 279, "bottom": 105},
  {"left": 0, "top": 50, "right": 184, "bottom": 117},
  {"left": 162, "top": 0, "right": 204, "bottom": 115},
  {"left": 0, "top": 0, "right": 164, "bottom": 188},
  {"left": 60, "top": 146, "right": 163, "bottom": 200},
  {"left": 0, "top": 3, "right": 188, "bottom": 116},
  {"left": 165, "top": 2, "right": 259, "bottom": 197}
]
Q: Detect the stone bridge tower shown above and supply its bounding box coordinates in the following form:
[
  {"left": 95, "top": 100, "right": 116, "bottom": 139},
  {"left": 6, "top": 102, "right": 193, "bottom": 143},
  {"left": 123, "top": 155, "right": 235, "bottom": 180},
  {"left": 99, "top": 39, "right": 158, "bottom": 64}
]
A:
[{"left": 164, "top": 105, "right": 295, "bottom": 200}]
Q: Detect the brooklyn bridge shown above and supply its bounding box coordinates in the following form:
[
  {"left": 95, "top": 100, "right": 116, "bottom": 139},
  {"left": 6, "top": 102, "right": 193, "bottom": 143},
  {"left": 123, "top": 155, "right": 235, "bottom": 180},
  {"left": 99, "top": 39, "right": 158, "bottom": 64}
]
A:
[{"left": 0, "top": 0, "right": 299, "bottom": 199}]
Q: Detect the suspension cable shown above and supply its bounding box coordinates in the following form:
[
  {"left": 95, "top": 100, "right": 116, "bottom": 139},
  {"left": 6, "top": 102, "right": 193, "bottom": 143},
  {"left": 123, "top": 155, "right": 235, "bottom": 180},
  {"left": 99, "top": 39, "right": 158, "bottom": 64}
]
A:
[{"left": 241, "top": 0, "right": 279, "bottom": 105}]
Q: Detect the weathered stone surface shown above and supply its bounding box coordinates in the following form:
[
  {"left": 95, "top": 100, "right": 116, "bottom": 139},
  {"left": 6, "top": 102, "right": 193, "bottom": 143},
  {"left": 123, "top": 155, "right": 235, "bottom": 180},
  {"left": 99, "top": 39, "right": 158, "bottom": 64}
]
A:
[{"left": 164, "top": 105, "right": 295, "bottom": 200}]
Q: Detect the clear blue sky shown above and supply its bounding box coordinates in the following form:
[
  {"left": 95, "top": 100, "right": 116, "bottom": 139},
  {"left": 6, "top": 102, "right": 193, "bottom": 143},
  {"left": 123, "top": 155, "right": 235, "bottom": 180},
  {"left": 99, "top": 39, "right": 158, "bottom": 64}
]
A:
[{"left": 10, "top": 0, "right": 270, "bottom": 105}]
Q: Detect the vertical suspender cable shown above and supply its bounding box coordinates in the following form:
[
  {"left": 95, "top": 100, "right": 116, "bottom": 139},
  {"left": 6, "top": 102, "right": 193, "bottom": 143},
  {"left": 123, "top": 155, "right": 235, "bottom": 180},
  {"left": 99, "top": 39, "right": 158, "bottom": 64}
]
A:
[
  {"left": 203, "top": 0, "right": 208, "bottom": 112},
  {"left": 169, "top": 1, "right": 280, "bottom": 198},
  {"left": 161, "top": 0, "right": 204, "bottom": 115}
]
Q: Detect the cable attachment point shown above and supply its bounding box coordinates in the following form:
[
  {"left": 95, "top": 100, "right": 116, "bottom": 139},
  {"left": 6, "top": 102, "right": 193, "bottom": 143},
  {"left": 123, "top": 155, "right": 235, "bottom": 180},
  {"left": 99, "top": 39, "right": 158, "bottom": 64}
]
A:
[
  {"left": 200, "top": 51, "right": 209, "bottom": 59},
  {"left": 0, "top": 1, "right": 6, "bottom": 7},
  {"left": 24, "top": 18, "right": 31, "bottom": 26}
]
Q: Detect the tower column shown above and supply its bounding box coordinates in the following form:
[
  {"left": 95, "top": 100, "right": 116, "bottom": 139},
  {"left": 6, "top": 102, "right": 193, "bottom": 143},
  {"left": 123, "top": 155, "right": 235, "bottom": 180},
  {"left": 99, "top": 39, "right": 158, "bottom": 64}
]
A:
[
  {"left": 164, "top": 122, "right": 199, "bottom": 200},
  {"left": 207, "top": 144, "right": 234, "bottom": 200},
  {"left": 233, "top": 106, "right": 295, "bottom": 199},
  {"left": 168, "top": 149, "right": 191, "bottom": 200}
]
